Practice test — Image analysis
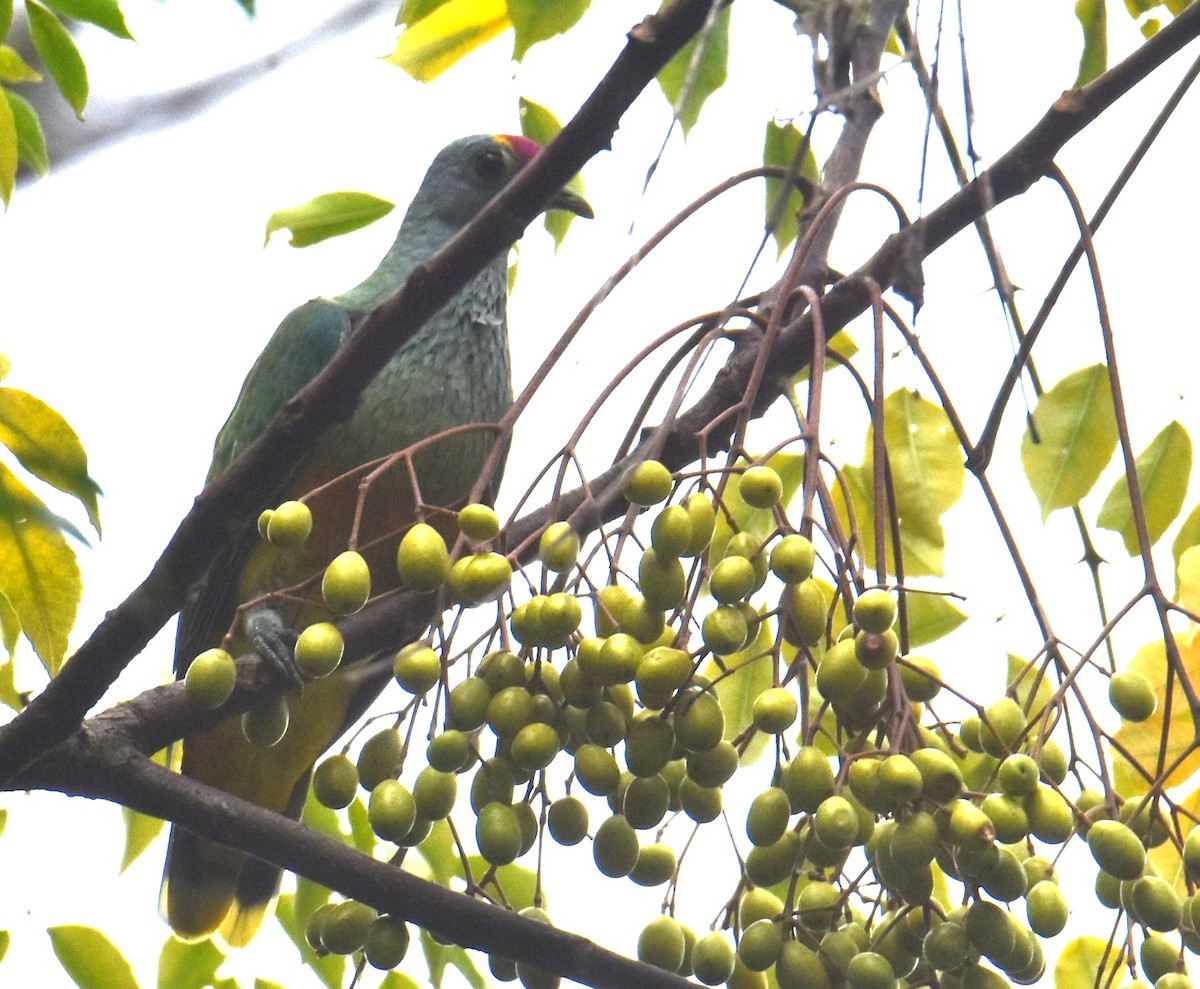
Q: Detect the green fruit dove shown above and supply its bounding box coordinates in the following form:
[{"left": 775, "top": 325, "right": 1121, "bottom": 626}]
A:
[{"left": 162, "top": 134, "right": 591, "bottom": 946}]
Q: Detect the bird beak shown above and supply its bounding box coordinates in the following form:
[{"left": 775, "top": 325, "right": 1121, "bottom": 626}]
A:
[{"left": 548, "top": 186, "right": 593, "bottom": 219}]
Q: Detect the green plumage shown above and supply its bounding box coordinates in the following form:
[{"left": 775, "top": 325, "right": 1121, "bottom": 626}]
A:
[{"left": 163, "top": 134, "right": 590, "bottom": 946}]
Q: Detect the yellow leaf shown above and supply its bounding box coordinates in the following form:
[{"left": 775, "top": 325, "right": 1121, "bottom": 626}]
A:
[
  {"left": 1055, "top": 936, "right": 1125, "bottom": 989},
  {"left": 386, "top": 0, "right": 510, "bottom": 82},
  {"left": 0, "top": 461, "right": 81, "bottom": 674},
  {"left": 1178, "top": 545, "right": 1200, "bottom": 617},
  {"left": 1111, "top": 635, "right": 1200, "bottom": 796},
  {"left": 0, "top": 82, "right": 16, "bottom": 205}
]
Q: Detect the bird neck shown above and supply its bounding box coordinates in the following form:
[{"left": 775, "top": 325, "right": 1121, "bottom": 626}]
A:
[{"left": 334, "top": 213, "right": 505, "bottom": 315}]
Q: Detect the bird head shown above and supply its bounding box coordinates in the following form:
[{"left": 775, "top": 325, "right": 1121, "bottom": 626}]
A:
[{"left": 407, "top": 134, "right": 593, "bottom": 231}]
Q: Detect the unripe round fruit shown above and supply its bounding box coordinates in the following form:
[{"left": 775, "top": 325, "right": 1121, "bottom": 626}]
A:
[
  {"left": 547, "top": 796, "right": 588, "bottom": 845},
  {"left": 624, "top": 715, "right": 674, "bottom": 777},
  {"left": 739, "top": 887, "right": 785, "bottom": 928},
  {"left": 683, "top": 492, "right": 716, "bottom": 555},
  {"left": 710, "top": 555, "right": 758, "bottom": 604},
  {"left": 816, "top": 639, "right": 868, "bottom": 706},
  {"left": 539, "top": 521, "right": 580, "bottom": 573},
  {"left": 948, "top": 798, "right": 995, "bottom": 851},
  {"left": 266, "top": 500, "right": 312, "bottom": 548},
  {"left": 855, "top": 628, "right": 899, "bottom": 670},
  {"left": 965, "top": 900, "right": 1014, "bottom": 963},
  {"left": 1025, "top": 786, "right": 1074, "bottom": 843},
  {"left": 797, "top": 880, "right": 840, "bottom": 931},
  {"left": 470, "top": 757, "right": 516, "bottom": 812},
  {"left": 899, "top": 654, "right": 942, "bottom": 702},
  {"left": 638, "top": 548, "right": 687, "bottom": 610},
  {"left": 397, "top": 523, "right": 450, "bottom": 592},
  {"left": 1039, "top": 738, "right": 1069, "bottom": 784},
  {"left": 738, "top": 919, "right": 783, "bottom": 971},
  {"left": 357, "top": 728, "right": 402, "bottom": 789},
  {"left": 770, "top": 534, "right": 815, "bottom": 583},
  {"left": 630, "top": 842, "right": 677, "bottom": 887},
  {"left": 1132, "top": 875, "right": 1182, "bottom": 931},
  {"left": 184, "top": 648, "right": 237, "bottom": 709},
  {"left": 458, "top": 502, "right": 499, "bottom": 542},
  {"left": 487, "top": 685, "right": 536, "bottom": 740},
  {"left": 1140, "top": 934, "right": 1180, "bottom": 983},
  {"left": 910, "top": 746, "right": 963, "bottom": 801},
  {"left": 623, "top": 773, "right": 670, "bottom": 829},
  {"left": 313, "top": 754, "right": 359, "bottom": 810},
  {"left": 783, "top": 578, "right": 827, "bottom": 646},
  {"left": 678, "top": 777, "right": 722, "bottom": 823},
  {"left": 650, "top": 505, "right": 692, "bottom": 558},
  {"left": 997, "top": 753, "right": 1040, "bottom": 797},
  {"left": 635, "top": 646, "right": 692, "bottom": 710},
  {"left": 701, "top": 604, "right": 748, "bottom": 656},
  {"left": 364, "top": 915, "right": 410, "bottom": 970},
  {"left": 814, "top": 794, "right": 859, "bottom": 850},
  {"left": 321, "top": 900, "right": 377, "bottom": 955},
  {"left": 685, "top": 740, "right": 738, "bottom": 788},
  {"left": 1025, "top": 879, "right": 1068, "bottom": 937},
  {"left": 776, "top": 941, "right": 829, "bottom": 989},
  {"left": 412, "top": 766, "right": 457, "bottom": 820},
  {"left": 783, "top": 746, "right": 836, "bottom": 812},
  {"left": 476, "top": 801, "right": 523, "bottom": 866},
  {"left": 746, "top": 786, "right": 791, "bottom": 846},
  {"left": 511, "top": 721, "right": 560, "bottom": 773},
  {"left": 479, "top": 649, "right": 526, "bottom": 693},
  {"left": 1185, "top": 827, "right": 1200, "bottom": 881},
  {"left": 447, "top": 676, "right": 491, "bottom": 731},
  {"left": 294, "top": 622, "right": 344, "bottom": 679},
  {"left": 540, "top": 592, "right": 582, "bottom": 645},
  {"left": 584, "top": 699, "right": 628, "bottom": 748},
  {"left": 596, "top": 633, "right": 643, "bottom": 686},
  {"left": 574, "top": 744, "right": 620, "bottom": 795},
  {"left": 923, "top": 921, "right": 970, "bottom": 971},
  {"left": 744, "top": 830, "right": 803, "bottom": 887},
  {"left": 979, "top": 697, "right": 1026, "bottom": 757},
  {"left": 426, "top": 729, "right": 470, "bottom": 773},
  {"left": 447, "top": 552, "right": 513, "bottom": 606},
  {"left": 368, "top": 779, "right": 416, "bottom": 843},
  {"left": 877, "top": 753, "right": 923, "bottom": 807},
  {"left": 981, "top": 792, "right": 1029, "bottom": 844},
  {"left": 593, "top": 814, "right": 639, "bottom": 877},
  {"left": 854, "top": 588, "right": 897, "bottom": 634},
  {"left": 256, "top": 509, "right": 274, "bottom": 540},
  {"left": 749, "top": 686, "right": 799, "bottom": 735},
  {"left": 846, "top": 951, "right": 895, "bottom": 989},
  {"left": 241, "top": 695, "right": 289, "bottom": 747},
  {"left": 638, "top": 915, "right": 686, "bottom": 972},
  {"left": 1087, "top": 819, "right": 1146, "bottom": 880},
  {"left": 739, "top": 465, "right": 783, "bottom": 509},
  {"left": 676, "top": 690, "right": 724, "bottom": 752},
  {"left": 692, "top": 932, "right": 736, "bottom": 986},
  {"left": 623, "top": 460, "right": 673, "bottom": 506},
  {"left": 1109, "top": 670, "right": 1156, "bottom": 722},
  {"left": 889, "top": 811, "right": 938, "bottom": 869},
  {"left": 322, "top": 550, "right": 371, "bottom": 615}
]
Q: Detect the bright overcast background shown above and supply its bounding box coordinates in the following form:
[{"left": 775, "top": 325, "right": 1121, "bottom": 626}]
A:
[{"left": 2, "top": 0, "right": 1199, "bottom": 986}]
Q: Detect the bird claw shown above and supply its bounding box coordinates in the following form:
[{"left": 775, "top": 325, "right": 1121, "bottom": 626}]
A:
[{"left": 245, "top": 608, "right": 304, "bottom": 691}]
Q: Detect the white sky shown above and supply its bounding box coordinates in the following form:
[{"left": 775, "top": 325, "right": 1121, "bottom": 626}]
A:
[{"left": 2, "top": 1, "right": 1199, "bottom": 986}]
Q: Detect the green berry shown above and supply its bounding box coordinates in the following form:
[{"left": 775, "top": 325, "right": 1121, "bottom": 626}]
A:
[
  {"left": 683, "top": 492, "right": 716, "bottom": 556},
  {"left": 710, "top": 555, "right": 758, "bottom": 604},
  {"left": 321, "top": 900, "right": 377, "bottom": 955},
  {"left": 899, "top": 654, "right": 942, "bottom": 702},
  {"left": 510, "top": 721, "right": 560, "bottom": 773},
  {"left": 738, "top": 918, "right": 783, "bottom": 971},
  {"left": 638, "top": 915, "right": 686, "bottom": 972},
  {"left": 593, "top": 814, "right": 639, "bottom": 877},
  {"left": 241, "top": 695, "right": 289, "bottom": 747},
  {"left": 739, "top": 465, "right": 784, "bottom": 509},
  {"left": 1109, "top": 669, "right": 1157, "bottom": 722},
  {"left": 1025, "top": 880, "right": 1068, "bottom": 937},
  {"left": 650, "top": 505, "right": 693, "bottom": 558},
  {"left": 368, "top": 779, "right": 416, "bottom": 842},
  {"left": 1087, "top": 819, "right": 1146, "bottom": 880},
  {"left": 476, "top": 801, "right": 523, "bottom": 866},
  {"left": 623, "top": 460, "right": 673, "bottom": 506},
  {"left": 266, "top": 500, "right": 312, "bottom": 548},
  {"left": 321, "top": 550, "right": 371, "bottom": 615},
  {"left": 746, "top": 786, "right": 791, "bottom": 846},
  {"left": 701, "top": 604, "right": 748, "bottom": 655},
  {"left": 364, "top": 915, "right": 410, "bottom": 970},
  {"left": 853, "top": 588, "right": 896, "bottom": 633},
  {"left": 769, "top": 534, "right": 815, "bottom": 583},
  {"left": 412, "top": 766, "right": 457, "bottom": 820},
  {"left": 313, "top": 754, "right": 359, "bottom": 810},
  {"left": 547, "top": 796, "right": 588, "bottom": 845},
  {"left": 458, "top": 502, "right": 500, "bottom": 542},
  {"left": 447, "top": 552, "right": 512, "bottom": 606},
  {"left": 184, "top": 647, "right": 237, "bottom": 709},
  {"left": 692, "top": 932, "right": 736, "bottom": 986},
  {"left": 357, "top": 728, "right": 402, "bottom": 789},
  {"left": 630, "top": 843, "right": 677, "bottom": 886},
  {"left": 396, "top": 522, "right": 450, "bottom": 591},
  {"left": 539, "top": 521, "right": 581, "bottom": 572},
  {"left": 294, "top": 622, "right": 344, "bottom": 679},
  {"left": 392, "top": 642, "right": 441, "bottom": 694}
]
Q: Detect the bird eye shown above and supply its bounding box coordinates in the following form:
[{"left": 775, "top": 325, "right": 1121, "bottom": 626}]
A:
[{"left": 474, "top": 148, "right": 506, "bottom": 181}]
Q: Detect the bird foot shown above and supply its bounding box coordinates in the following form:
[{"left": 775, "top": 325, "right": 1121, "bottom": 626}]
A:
[{"left": 244, "top": 608, "right": 303, "bottom": 691}]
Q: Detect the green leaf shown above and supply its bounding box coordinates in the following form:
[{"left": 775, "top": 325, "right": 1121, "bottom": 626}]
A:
[
  {"left": 763, "top": 119, "right": 818, "bottom": 256},
  {"left": 656, "top": 3, "right": 729, "bottom": 134},
  {"left": 1097, "top": 420, "right": 1191, "bottom": 554},
  {"left": 254, "top": 980, "right": 285, "bottom": 989},
  {"left": 905, "top": 593, "right": 967, "bottom": 648},
  {"left": 346, "top": 795, "right": 375, "bottom": 853},
  {"left": 0, "top": 83, "right": 14, "bottom": 204},
  {"left": 48, "top": 926, "right": 138, "bottom": 989},
  {"left": 835, "top": 390, "right": 965, "bottom": 577},
  {"left": 0, "top": 387, "right": 101, "bottom": 532},
  {"left": 464, "top": 858, "right": 538, "bottom": 912},
  {"left": 41, "top": 0, "right": 132, "bottom": 39},
  {"left": 1172, "top": 501, "right": 1200, "bottom": 594},
  {"left": 420, "top": 928, "right": 486, "bottom": 989},
  {"left": 6, "top": 90, "right": 47, "bottom": 176},
  {"left": 518, "top": 97, "right": 586, "bottom": 247},
  {"left": 25, "top": 2, "right": 88, "bottom": 118},
  {"left": 1074, "top": 0, "right": 1107, "bottom": 86},
  {"left": 386, "top": 0, "right": 510, "bottom": 82},
  {"left": 264, "top": 191, "right": 394, "bottom": 248},
  {"left": 157, "top": 936, "right": 223, "bottom": 989},
  {"left": 397, "top": 0, "right": 450, "bottom": 27},
  {"left": 122, "top": 747, "right": 171, "bottom": 872},
  {"left": 0, "top": 0, "right": 12, "bottom": 41},
  {"left": 0, "top": 46, "right": 41, "bottom": 82},
  {"left": 509, "top": 0, "right": 588, "bottom": 59},
  {"left": 0, "top": 461, "right": 81, "bottom": 674},
  {"left": 0, "top": 930, "right": 8, "bottom": 965},
  {"left": 1021, "top": 364, "right": 1117, "bottom": 520},
  {"left": 0, "top": 657, "right": 21, "bottom": 711}
]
